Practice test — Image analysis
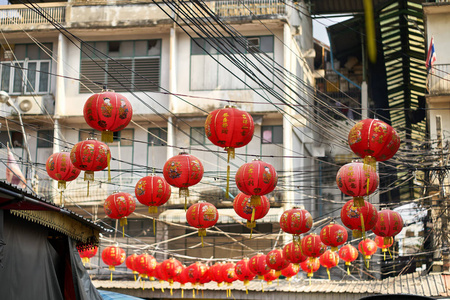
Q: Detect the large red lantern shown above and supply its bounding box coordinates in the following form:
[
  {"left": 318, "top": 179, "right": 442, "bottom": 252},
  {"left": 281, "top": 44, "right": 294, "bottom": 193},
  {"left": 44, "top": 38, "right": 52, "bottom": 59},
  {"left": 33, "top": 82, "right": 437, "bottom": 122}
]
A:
[
  {"left": 102, "top": 246, "right": 126, "bottom": 280},
  {"left": 339, "top": 244, "right": 359, "bottom": 274},
  {"left": 46, "top": 151, "right": 81, "bottom": 191},
  {"left": 70, "top": 138, "right": 111, "bottom": 185},
  {"left": 209, "top": 263, "right": 225, "bottom": 286},
  {"left": 78, "top": 245, "right": 98, "bottom": 266},
  {"left": 375, "top": 235, "right": 394, "bottom": 260},
  {"left": 205, "top": 106, "right": 254, "bottom": 196},
  {"left": 358, "top": 239, "right": 378, "bottom": 268},
  {"left": 186, "top": 201, "right": 218, "bottom": 247},
  {"left": 235, "top": 159, "right": 278, "bottom": 206},
  {"left": 320, "top": 222, "right": 348, "bottom": 251},
  {"left": 163, "top": 152, "right": 204, "bottom": 210},
  {"left": 104, "top": 192, "right": 136, "bottom": 232},
  {"left": 233, "top": 192, "right": 270, "bottom": 232},
  {"left": 125, "top": 253, "right": 139, "bottom": 280},
  {"left": 280, "top": 208, "right": 313, "bottom": 243},
  {"left": 83, "top": 90, "right": 133, "bottom": 143},
  {"left": 348, "top": 118, "right": 400, "bottom": 168},
  {"left": 341, "top": 199, "right": 378, "bottom": 238},
  {"left": 235, "top": 258, "right": 255, "bottom": 286},
  {"left": 300, "top": 257, "right": 320, "bottom": 278},
  {"left": 283, "top": 242, "right": 307, "bottom": 266},
  {"left": 263, "top": 269, "right": 279, "bottom": 285},
  {"left": 266, "top": 249, "right": 289, "bottom": 275},
  {"left": 301, "top": 234, "right": 326, "bottom": 259},
  {"left": 135, "top": 175, "right": 171, "bottom": 214},
  {"left": 161, "top": 258, "right": 183, "bottom": 286},
  {"left": 372, "top": 209, "right": 403, "bottom": 244},
  {"left": 336, "top": 161, "right": 379, "bottom": 207},
  {"left": 280, "top": 263, "right": 299, "bottom": 281},
  {"left": 319, "top": 250, "right": 339, "bottom": 279},
  {"left": 249, "top": 253, "right": 271, "bottom": 279},
  {"left": 134, "top": 254, "right": 157, "bottom": 280}
]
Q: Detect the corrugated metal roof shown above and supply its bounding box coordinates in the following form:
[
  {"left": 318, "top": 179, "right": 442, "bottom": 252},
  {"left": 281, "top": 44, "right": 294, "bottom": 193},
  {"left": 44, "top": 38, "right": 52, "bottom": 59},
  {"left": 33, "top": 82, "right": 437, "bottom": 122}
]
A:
[{"left": 93, "top": 272, "right": 450, "bottom": 298}]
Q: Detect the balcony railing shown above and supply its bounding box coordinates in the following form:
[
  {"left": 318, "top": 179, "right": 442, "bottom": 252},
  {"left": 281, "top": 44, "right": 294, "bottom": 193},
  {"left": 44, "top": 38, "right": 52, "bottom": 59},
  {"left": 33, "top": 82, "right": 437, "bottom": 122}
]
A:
[
  {"left": 428, "top": 64, "right": 450, "bottom": 95},
  {"left": 0, "top": 3, "right": 65, "bottom": 26}
]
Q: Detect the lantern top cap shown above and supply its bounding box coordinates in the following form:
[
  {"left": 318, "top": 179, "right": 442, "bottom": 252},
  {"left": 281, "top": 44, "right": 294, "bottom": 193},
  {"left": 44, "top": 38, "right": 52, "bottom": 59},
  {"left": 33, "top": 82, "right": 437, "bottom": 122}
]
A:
[
  {"left": 224, "top": 105, "right": 237, "bottom": 109},
  {"left": 178, "top": 151, "right": 189, "bottom": 155}
]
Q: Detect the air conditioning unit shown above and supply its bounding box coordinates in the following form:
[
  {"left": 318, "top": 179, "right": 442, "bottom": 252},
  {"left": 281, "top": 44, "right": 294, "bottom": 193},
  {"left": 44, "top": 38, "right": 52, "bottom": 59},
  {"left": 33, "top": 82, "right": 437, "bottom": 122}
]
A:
[{"left": 13, "top": 95, "right": 54, "bottom": 115}]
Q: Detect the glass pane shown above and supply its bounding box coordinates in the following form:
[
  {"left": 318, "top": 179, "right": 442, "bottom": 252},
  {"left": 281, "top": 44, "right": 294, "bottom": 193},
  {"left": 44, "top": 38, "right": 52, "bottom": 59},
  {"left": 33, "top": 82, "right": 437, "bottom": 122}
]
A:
[
  {"left": 120, "top": 129, "right": 133, "bottom": 146},
  {"left": 26, "top": 62, "right": 37, "bottom": 93},
  {"left": 14, "top": 45, "right": 26, "bottom": 60},
  {"left": 135, "top": 41, "right": 147, "bottom": 56},
  {"left": 108, "top": 41, "right": 121, "bottom": 58},
  {"left": 81, "top": 42, "right": 95, "bottom": 59},
  {"left": 191, "top": 39, "right": 205, "bottom": 55},
  {"left": 262, "top": 127, "right": 272, "bottom": 144},
  {"left": 39, "top": 62, "right": 49, "bottom": 92},
  {"left": 95, "top": 42, "right": 108, "bottom": 58},
  {"left": 121, "top": 41, "right": 133, "bottom": 57},
  {"left": 190, "top": 127, "right": 204, "bottom": 145},
  {"left": 1, "top": 63, "right": 11, "bottom": 92},
  {"left": 148, "top": 128, "right": 167, "bottom": 146},
  {"left": 260, "top": 36, "right": 274, "bottom": 53},
  {"left": 27, "top": 44, "right": 39, "bottom": 59},
  {"left": 273, "top": 126, "right": 283, "bottom": 144},
  {"left": 12, "top": 63, "right": 24, "bottom": 93},
  {"left": 147, "top": 40, "right": 161, "bottom": 56},
  {"left": 40, "top": 43, "right": 52, "bottom": 59},
  {"left": 37, "top": 130, "right": 54, "bottom": 148}
]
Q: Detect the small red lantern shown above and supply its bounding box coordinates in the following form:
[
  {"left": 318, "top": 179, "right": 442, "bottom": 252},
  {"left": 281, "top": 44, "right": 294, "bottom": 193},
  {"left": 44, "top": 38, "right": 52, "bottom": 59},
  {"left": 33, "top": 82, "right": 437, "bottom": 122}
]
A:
[
  {"left": 199, "top": 267, "right": 211, "bottom": 285},
  {"left": 134, "top": 254, "right": 157, "bottom": 280},
  {"left": 336, "top": 161, "right": 379, "bottom": 207},
  {"left": 283, "top": 242, "right": 307, "bottom": 266},
  {"left": 135, "top": 175, "right": 171, "bottom": 214},
  {"left": 186, "top": 201, "right": 219, "bottom": 247},
  {"left": 280, "top": 208, "right": 313, "bottom": 243},
  {"left": 280, "top": 263, "right": 299, "bottom": 281},
  {"left": 235, "top": 159, "right": 278, "bottom": 206},
  {"left": 46, "top": 151, "right": 81, "bottom": 191},
  {"left": 209, "top": 263, "right": 225, "bottom": 286},
  {"left": 221, "top": 262, "right": 238, "bottom": 293},
  {"left": 339, "top": 244, "right": 359, "bottom": 274},
  {"left": 102, "top": 246, "right": 126, "bottom": 280},
  {"left": 341, "top": 199, "right": 378, "bottom": 238},
  {"left": 176, "top": 266, "right": 189, "bottom": 298},
  {"left": 358, "top": 239, "right": 378, "bottom": 261},
  {"left": 348, "top": 118, "right": 400, "bottom": 167},
  {"left": 266, "top": 249, "right": 289, "bottom": 275},
  {"left": 78, "top": 245, "right": 98, "bottom": 266},
  {"left": 205, "top": 106, "right": 255, "bottom": 196},
  {"left": 83, "top": 90, "right": 133, "bottom": 143},
  {"left": 104, "top": 192, "right": 136, "bottom": 233},
  {"left": 263, "top": 269, "right": 280, "bottom": 285},
  {"left": 300, "top": 257, "right": 320, "bottom": 278},
  {"left": 235, "top": 258, "right": 255, "bottom": 286},
  {"left": 70, "top": 138, "right": 111, "bottom": 184},
  {"left": 375, "top": 235, "right": 394, "bottom": 260},
  {"left": 161, "top": 258, "right": 183, "bottom": 285},
  {"left": 249, "top": 253, "right": 271, "bottom": 279},
  {"left": 186, "top": 262, "right": 208, "bottom": 286},
  {"left": 155, "top": 263, "right": 168, "bottom": 291},
  {"left": 372, "top": 209, "right": 403, "bottom": 244},
  {"left": 301, "top": 234, "right": 327, "bottom": 259},
  {"left": 320, "top": 222, "right": 348, "bottom": 251},
  {"left": 319, "top": 250, "right": 339, "bottom": 279},
  {"left": 125, "top": 254, "right": 139, "bottom": 279},
  {"left": 233, "top": 192, "right": 270, "bottom": 231},
  {"left": 163, "top": 152, "right": 204, "bottom": 210}
]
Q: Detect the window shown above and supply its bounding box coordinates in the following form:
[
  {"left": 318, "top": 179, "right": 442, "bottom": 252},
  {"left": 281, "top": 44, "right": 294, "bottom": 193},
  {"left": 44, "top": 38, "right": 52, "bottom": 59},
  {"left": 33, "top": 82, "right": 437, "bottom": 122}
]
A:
[
  {"left": 262, "top": 126, "right": 283, "bottom": 144},
  {"left": 0, "top": 43, "right": 52, "bottom": 95},
  {"left": 148, "top": 128, "right": 167, "bottom": 146},
  {"left": 110, "top": 129, "right": 133, "bottom": 146},
  {"left": 0, "top": 131, "right": 23, "bottom": 148},
  {"left": 190, "top": 127, "right": 211, "bottom": 145},
  {"left": 37, "top": 130, "right": 54, "bottom": 148},
  {"left": 79, "top": 39, "right": 161, "bottom": 93},
  {"left": 79, "top": 129, "right": 97, "bottom": 141},
  {"left": 191, "top": 36, "right": 273, "bottom": 55}
]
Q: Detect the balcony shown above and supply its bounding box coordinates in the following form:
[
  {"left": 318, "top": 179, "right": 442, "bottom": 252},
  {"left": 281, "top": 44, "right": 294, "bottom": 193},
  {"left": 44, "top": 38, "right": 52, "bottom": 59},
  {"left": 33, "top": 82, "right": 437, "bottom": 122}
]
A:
[{"left": 428, "top": 64, "right": 450, "bottom": 95}]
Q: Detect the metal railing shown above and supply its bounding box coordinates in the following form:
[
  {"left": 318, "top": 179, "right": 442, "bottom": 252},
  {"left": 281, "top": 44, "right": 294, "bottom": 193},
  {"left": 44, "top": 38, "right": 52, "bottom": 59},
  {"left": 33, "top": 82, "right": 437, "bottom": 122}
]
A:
[
  {"left": 0, "top": 3, "right": 66, "bottom": 25},
  {"left": 428, "top": 64, "right": 450, "bottom": 95}
]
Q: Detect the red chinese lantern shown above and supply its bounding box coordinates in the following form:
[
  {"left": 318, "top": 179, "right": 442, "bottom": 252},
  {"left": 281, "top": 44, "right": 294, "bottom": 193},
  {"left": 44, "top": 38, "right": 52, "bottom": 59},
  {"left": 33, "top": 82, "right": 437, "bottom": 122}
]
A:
[
  {"left": 348, "top": 118, "right": 400, "bottom": 168},
  {"left": 283, "top": 242, "right": 307, "bottom": 266},
  {"left": 375, "top": 235, "right": 394, "bottom": 260},
  {"left": 300, "top": 257, "right": 320, "bottom": 278},
  {"left": 134, "top": 254, "right": 157, "bottom": 280},
  {"left": 186, "top": 262, "right": 208, "bottom": 286},
  {"left": 320, "top": 222, "right": 348, "bottom": 251},
  {"left": 336, "top": 161, "right": 379, "bottom": 207},
  {"left": 205, "top": 106, "right": 254, "bottom": 196},
  {"left": 249, "top": 253, "right": 271, "bottom": 279},
  {"left": 235, "top": 258, "right": 255, "bottom": 286},
  {"left": 319, "top": 250, "right": 339, "bottom": 280},
  {"left": 46, "top": 151, "right": 81, "bottom": 191},
  {"left": 209, "top": 263, "right": 225, "bottom": 286},
  {"left": 78, "top": 245, "right": 98, "bottom": 266},
  {"left": 358, "top": 238, "right": 378, "bottom": 268},
  {"left": 177, "top": 266, "right": 190, "bottom": 298},
  {"left": 155, "top": 262, "right": 168, "bottom": 292},
  {"left": 341, "top": 199, "right": 378, "bottom": 238},
  {"left": 70, "top": 139, "right": 111, "bottom": 187},
  {"left": 279, "top": 208, "right": 313, "bottom": 243},
  {"left": 266, "top": 249, "right": 289, "bottom": 275},
  {"left": 235, "top": 159, "right": 278, "bottom": 206},
  {"left": 125, "top": 254, "right": 139, "bottom": 280},
  {"left": 221, "top": 262, "right": 238, "bottom": 294},
  {"left": 102, "top": 246, "right": 126, "bottom": 280},
  {"left": 338, "top": 244, "right": 359, "bottom": 274},
  {"left": 161, "top": 258, "right": 183, "bottom": 285},
  {"left": 163, "top": 152, "right": 204, "bottom": 210},
  {"left": 233, "top": 192, "right": 270, "bottom": 232},
  {"left": 135, "top": 175, "right": 171, "bottom": 214},
  {"left": 83, "top": 90, "right": 133, "bottom": 143},
  {"left": 280, "top": 263, "right": 299, "bottom": 281},
  {"left": 263, "top": 269, "right": 279, "bottom": 285},
  {"left": 104, "top": 192, "right": 136, "bottom": 234},
  {"left": 186, "top": 201, "right": 218, "bottom": 247},
  {"left": 199, "top": 267, "right": 211, "bottom": 285},
  {"left": 372, "top": 209, "right": 404, "bottom": 244},
  {"left": 301, "top": 234, "right": 326, "bottom": 259}
]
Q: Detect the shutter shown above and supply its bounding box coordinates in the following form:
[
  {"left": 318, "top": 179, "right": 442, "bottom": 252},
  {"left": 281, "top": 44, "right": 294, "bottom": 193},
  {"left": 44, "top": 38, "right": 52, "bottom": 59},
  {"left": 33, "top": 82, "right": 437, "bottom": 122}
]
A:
[
  {"left": 79, "top": 59, "right": 106, "bottom": 93},
  {"left": 134, "top": 57, "right": 160, "bottom": 91},
  {"left": 106, "top": 58, "right": 132, "bottom": 92}
]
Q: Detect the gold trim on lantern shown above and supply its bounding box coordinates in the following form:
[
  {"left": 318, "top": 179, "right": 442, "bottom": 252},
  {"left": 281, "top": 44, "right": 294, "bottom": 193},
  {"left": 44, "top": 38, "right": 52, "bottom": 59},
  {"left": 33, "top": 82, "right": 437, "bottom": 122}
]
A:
[
  {"left": 58, "top": 180, "right": 66, "bottom": 190},
  {"left": 352, "top": 230, "right": 362, "bottom": 238},
  {"left": 84, "top": 171, "right": 94, "bottom": 182},
  {"left": 250, "top": 195, "right": 261, "bottom": 206},
  {"left": 102, "top": 130, "right": 114, "bottom": 143},
  {"left": 148, "top": 206, "right": 158, "bottom": 214},
  {"left": 353, "top": 197, "right": 365, "bottom": 208}
]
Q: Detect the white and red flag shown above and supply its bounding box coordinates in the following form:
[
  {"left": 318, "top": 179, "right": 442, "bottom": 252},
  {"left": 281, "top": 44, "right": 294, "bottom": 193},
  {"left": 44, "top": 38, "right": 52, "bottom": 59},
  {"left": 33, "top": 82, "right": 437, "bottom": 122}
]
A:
[{"left": 6, "top": 146, "right": 26, "bottom": 189}]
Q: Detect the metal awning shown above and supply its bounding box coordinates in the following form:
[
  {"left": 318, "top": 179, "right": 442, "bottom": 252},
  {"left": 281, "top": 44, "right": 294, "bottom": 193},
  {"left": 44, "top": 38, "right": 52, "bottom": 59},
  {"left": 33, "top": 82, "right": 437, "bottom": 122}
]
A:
[{"left": 158, "top": 208, "right": 284, "bottom": 224}]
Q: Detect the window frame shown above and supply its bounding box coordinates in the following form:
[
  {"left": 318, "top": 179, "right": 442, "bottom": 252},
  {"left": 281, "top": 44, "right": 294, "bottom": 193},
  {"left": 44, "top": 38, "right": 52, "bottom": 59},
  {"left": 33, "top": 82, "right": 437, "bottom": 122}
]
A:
[
  {"left": 189, "top": 127, "right": 212, "bottom": 146},
  {"left": 148, "top": 127, "right": 167, "bottom": 147},
  {"left": 261, "top": 125, "right": 283, "bottom": 144},
  {"left": 37, "top": 130, "right": 54, "bottom": 148}
]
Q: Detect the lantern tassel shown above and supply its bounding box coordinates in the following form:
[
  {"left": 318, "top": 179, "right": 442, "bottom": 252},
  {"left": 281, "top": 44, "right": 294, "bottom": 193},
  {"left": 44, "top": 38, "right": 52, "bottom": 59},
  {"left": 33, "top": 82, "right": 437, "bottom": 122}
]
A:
[
  {"left": 250, "top": 195, "right": 261, "bottom": 206},
  {"left": 182, "top": 289, "right": 184, "bottom": 298},
  {"left": 142, "top": 279, "right": 145, "bottom": 290},
  {"left": 110, "top": 272, "right": 113, "bottom": 281},
  {"left": 151, "top": 282, "right": 154, "bottom": 292},
  {"left": 170, "top": 288, "right": 173, "bottom": 296},
  {"left": 226, "top": 164, "right": 230, "bottom": 199},
  {"left": 347, "top": 265, "right": 350, "bottom": 275},
  {"left": 262, "top": 282, "right": 264, "bottom": 293},
  {"left": 180, "top": 188, "right": 189, "bottom": 211},
  {"left": 246, "top": 288, "right": 248, "bottom": 295},
  {"left": 161, "top": 286, "right": 164, "bottom": 293},
  {"left": 107, "top": 151, "right": 111, "bottom": 182},
  {"left": 251, "top": 207, "right": 256, "bottom": 223},
  {"left": 327, "top": 268, "right": 330, "bottom": 280},
  {"left": 87, "top": 180, "right": 90, "bottom": 197},
  {"left": 388, "top": 247, "right": 393, "bottom": 259},
  {"left": 193, "top": 289, "right": 195, "bottom": 298},
  {"left": 363, "top": 155, "right": 376, "bottom": 171},
  {"left": 384, "top": 251, "right": 386, "bottom": 261},
  {"left": 198, "top": 228, "right": 206, "bottom": 247},
  {"left": 134, "top": 274, "right": 136, "bottom": 281},
  {"left": 153, "top": 218, "right": 156, "bottom": 236}
]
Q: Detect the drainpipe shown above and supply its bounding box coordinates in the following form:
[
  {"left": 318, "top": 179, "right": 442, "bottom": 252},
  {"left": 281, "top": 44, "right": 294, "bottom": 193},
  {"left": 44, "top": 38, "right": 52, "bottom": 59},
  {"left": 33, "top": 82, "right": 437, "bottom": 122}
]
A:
[{"left": 167, "top": 22, "right": 177, "bottom": 160}]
